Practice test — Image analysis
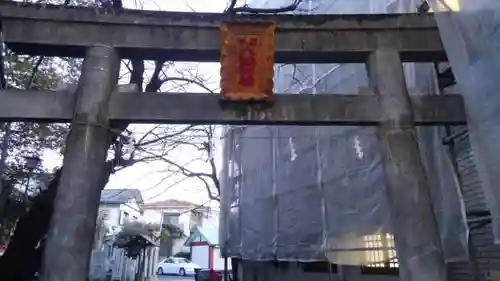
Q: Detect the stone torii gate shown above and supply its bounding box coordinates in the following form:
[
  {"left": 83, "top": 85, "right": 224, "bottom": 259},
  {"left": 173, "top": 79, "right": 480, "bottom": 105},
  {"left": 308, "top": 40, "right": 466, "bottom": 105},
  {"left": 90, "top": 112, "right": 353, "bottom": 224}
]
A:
[{"left": 0, "top": 3, "right": 464, "bottom": 281}]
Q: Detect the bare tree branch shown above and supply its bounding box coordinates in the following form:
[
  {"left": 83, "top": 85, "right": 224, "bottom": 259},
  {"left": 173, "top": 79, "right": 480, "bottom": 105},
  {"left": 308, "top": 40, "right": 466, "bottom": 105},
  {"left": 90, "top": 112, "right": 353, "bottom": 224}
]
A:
[
  {"left": 159, "top": 77, "right": 215, "bottom": 94},
  {"left": 136, "top": 125, "right": 196, "bottom": 147},
  {"left": 226, "top": 0, "right": 304, "bottom": 14},
  {"left": 107, "top": 66, "right": 222, "bottom": 201},
  {"left": 205, "top": 125, "right": 221, "bottom": 196},
  {"left": 26, "top": 57, "right": 43, "bottom": 90},
  {"left": 136, "top": 143, "right": 220, "bottom": 201},
  {"left": 145, "top": 60, "right": 166, "bottom": 92}
]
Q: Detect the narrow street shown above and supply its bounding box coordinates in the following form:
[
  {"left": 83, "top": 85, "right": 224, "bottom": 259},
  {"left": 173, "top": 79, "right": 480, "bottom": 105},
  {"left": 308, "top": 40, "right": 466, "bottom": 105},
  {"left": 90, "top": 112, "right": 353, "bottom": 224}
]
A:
[{"left": 156, "top": 274, "right": 195, "bottom": 281}]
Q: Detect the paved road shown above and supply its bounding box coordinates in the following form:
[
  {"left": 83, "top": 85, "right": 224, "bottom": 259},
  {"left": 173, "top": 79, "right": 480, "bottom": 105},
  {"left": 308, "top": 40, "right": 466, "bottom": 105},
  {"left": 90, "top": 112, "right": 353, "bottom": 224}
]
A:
[{"left": 156, "top": 274, "right": 195, "bottom": 281}]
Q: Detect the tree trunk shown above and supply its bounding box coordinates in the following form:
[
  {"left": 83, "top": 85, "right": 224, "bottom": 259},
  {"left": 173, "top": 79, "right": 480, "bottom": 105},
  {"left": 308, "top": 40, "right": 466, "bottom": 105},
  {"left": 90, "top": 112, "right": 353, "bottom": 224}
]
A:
[
  {"left": 0, "top": 170, "right": 61, "bottom": 281},
  {"left": 0, "top": 49, "right": 154, "bottom": 281},
  {"left": 41, "top": 46, "right": 120, "bottom": 281},
  {"left": 0, "top": 123, "right": 12, "bottom": 220}
]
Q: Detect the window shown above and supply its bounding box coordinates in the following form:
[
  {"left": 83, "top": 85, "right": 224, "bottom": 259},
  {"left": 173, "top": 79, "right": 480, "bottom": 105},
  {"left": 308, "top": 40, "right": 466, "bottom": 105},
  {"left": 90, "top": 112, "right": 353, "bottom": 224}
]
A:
[
  {"left": 120, "top": 211, "right": 130, "bottom": 225},
  {"left": 164, "top": 214, "right": 181, "bottom": 228},
  {"left": 361, "top": 233, "right": 398, "bottom": 274},
  {"left": 99, "top": 209, "right": 110, "bottom": 221},
  {"left": 428, "top": 0, "right": 460, "bottom": 12},
  {"left": 171, "top": 258, "right": 190, "bottom": 264}
]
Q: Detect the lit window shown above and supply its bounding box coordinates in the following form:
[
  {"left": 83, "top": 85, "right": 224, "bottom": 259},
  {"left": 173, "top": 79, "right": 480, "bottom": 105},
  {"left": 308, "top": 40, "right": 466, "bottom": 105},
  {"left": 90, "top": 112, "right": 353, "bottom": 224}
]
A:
[
  {"left": 363, "top": 233, "right": 398, "bottom": 268},
  {"left": 429, "top": 0, "right": 460, "bottom": 12}
]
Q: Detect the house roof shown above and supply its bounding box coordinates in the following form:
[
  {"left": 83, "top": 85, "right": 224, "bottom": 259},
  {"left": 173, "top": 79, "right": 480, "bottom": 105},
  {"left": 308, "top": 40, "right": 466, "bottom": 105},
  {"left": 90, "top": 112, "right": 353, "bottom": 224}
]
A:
[
  {"left": 100, "top": 189, "right": 143, "bottom": 204},
  {"left": 183, "top": 225, "right": 219, "bottom": 246},
  {"left": 115, "top": 233, "right": 159, "bottom": 248},
  {"left": 143, "top": 199, "right": 200, "bottom": 209}
]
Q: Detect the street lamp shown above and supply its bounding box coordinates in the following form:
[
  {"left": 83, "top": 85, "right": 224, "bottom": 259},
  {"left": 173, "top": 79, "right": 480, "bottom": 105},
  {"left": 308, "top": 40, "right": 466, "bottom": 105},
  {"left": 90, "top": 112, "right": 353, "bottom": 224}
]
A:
[{"left": 23, "top": 156, "right": 41, "bottom": 203}]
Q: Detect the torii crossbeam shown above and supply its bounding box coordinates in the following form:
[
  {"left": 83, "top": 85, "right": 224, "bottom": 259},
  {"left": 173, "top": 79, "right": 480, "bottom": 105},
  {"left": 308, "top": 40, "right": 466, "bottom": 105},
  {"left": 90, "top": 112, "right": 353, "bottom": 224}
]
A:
[
  {"left": 0, "top": 89, "right": 464, "bottom": 125},
  {"left": 1, "top": 2, "right": 445, "bottom": 63}
]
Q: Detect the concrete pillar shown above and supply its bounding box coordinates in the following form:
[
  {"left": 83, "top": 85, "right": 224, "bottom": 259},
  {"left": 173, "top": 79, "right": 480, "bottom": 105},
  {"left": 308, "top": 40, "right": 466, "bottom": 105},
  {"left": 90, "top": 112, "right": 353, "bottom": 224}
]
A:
[
  {"left": 41, "top": 45, "right": 120, "bottom": 281},
  {"left": 365, "top": 48, "right": 447, "bottom": 281}
]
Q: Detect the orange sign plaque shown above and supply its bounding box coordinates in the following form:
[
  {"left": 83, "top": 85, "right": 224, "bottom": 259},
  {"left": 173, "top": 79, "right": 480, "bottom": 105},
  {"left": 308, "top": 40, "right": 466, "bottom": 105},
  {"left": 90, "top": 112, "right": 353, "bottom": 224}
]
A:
[{"left": 220, "top": 21, "right": 276, "bottom": 101}]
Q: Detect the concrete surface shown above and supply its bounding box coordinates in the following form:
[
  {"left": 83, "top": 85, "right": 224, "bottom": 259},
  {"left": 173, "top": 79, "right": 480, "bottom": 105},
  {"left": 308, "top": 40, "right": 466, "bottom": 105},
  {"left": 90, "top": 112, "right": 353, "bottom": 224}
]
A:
[
  {"left": 0, "top": 2, "right": 445, "bottom": 63},
  {"left": 0, "top": 90, "right": 466, "bottom": 126},
  {"left": 153, "top": 275, "right": 195, "bottom": 281}
]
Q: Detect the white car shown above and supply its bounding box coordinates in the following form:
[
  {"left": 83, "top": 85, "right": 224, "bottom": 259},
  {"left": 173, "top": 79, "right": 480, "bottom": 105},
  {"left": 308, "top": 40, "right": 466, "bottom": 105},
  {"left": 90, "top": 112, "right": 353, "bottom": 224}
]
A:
[{"left": 156, "top": 257, "right": 202, "bottom": 276}]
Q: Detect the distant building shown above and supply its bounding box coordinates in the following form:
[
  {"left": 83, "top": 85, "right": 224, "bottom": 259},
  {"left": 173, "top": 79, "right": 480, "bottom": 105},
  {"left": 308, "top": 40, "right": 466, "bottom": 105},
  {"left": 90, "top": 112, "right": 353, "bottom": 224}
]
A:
[
  {"left": 93, "top": 188, "right": 144, "bottom": 251},
  {"left": 98, "top": 189, "right": 144, "bottom": 231},
  {"left": 143, "top": 199, "right": 213, "bottom": 258},
  {"left": 91, "top": 188, "right": 149, "bottom": 281},
  {"left": 184, "top": 225, "right": 230, "bottom": 271},
  {"left": 219, "top": 1, "right": 470, "bottom": 281}
]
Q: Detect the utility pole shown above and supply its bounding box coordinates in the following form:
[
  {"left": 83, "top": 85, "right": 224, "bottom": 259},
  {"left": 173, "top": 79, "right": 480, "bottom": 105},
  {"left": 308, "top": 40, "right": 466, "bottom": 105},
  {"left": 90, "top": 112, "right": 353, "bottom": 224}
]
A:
[{"left": 40, "top": 45, "right": 120, "bottom": 281}]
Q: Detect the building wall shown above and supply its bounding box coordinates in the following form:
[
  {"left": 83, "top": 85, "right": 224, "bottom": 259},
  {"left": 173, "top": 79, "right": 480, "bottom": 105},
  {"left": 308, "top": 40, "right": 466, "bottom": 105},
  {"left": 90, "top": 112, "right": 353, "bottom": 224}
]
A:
[
  {"left": 172, "top": 238, "right": 188, "bottom": 255},
  {"left": 180, "top": 212, "right": 191, "bottom": 235},
  {"left": 142, "top": 209, "right": 163, "bottom": 225},
  {"left": 446, "top": 127, "right": 500, "bottom": 281},
  {"left": 141, "top": 209, "right": 163, "bottom": 278},
  {"left": 162, "top": 211, "right": 189, "bottom": 255},
  {"left": 98, "top": 205, "right": 122, "bottom": 228},
  {"left": 226, "top": 0, "right": 468, "bottom": 270},
  {"left": 220, "top": 0, "right": 404, "bottom": 262},
  {"left": 239, "top": 261, "right": 398, "bottom": 281},
  {"left": 202, "top": 211, "right": 220, "bottom": 228},
  {"left": 224, "top": 1, "right": 498, "bottom": 281},
  {"left": 149, "top": 207, "right": 211, "bottom": 257},
  {"left": 159, "top": 237, "right": 174, "bottom": 258},
  {"left": 93, "top": 201, "right": 145, "bottom": 281},
  {"left": 119, "top": 200, "right": 142, "bottom": 222},
  {"left": 159, "top": 207, "right": 198, "bottom": 234},
  {"left": 99, "top": 201, "right": 141, "bottom": 228},
  {"left": 95, "top": 202, "right": 144, "bottom": 253}
]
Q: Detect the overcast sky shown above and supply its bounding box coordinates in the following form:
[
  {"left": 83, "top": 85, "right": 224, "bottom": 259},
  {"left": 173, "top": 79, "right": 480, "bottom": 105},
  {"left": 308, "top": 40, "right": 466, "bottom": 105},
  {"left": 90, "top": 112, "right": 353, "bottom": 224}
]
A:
[
  {"left": 40, "top": 0, "right": 302, "bottom": 205},
  {"left": 42, "top": 0, "right": 234, "bottom": 206}
]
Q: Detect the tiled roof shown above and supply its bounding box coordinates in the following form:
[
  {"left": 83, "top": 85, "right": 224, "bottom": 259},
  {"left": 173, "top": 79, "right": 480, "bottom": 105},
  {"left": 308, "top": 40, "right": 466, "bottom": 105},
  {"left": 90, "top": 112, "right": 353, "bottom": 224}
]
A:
[
  {"left": 143, "top": 199, "right": 200, "bottom": 209},
  {"left": 100, "top": 189, "right": 143, "bottom": 204},
  {"left": 184, "top": 225, "right": 219, "bottom": 246}
]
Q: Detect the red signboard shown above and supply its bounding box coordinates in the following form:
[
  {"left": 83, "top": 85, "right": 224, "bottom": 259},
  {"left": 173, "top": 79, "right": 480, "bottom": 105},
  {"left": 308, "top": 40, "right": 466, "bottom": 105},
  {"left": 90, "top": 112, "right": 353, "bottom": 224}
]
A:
[{"left": 220, "top": 21, "right": 276, "bottom": 101}]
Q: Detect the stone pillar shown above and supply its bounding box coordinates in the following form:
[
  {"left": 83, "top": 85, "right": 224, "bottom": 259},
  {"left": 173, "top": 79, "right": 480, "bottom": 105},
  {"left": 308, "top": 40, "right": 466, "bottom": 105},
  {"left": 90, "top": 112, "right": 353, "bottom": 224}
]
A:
[
  {"left": 41, "top": 45, "right": 120, "bottom": 281},
  {"left": 366, "top": 48, "right": 447, "bottom": 281}
]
